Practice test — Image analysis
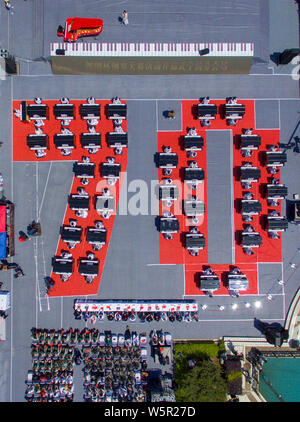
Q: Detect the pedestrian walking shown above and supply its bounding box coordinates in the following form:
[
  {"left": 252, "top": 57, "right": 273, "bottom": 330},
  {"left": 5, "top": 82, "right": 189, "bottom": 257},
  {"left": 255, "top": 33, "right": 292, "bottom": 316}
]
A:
[
  {"left": 122, "top": 10, "right": 128, "bottom": 26},
  {"left": 4, "top": 0, "right": 14, "bottom": 15}
]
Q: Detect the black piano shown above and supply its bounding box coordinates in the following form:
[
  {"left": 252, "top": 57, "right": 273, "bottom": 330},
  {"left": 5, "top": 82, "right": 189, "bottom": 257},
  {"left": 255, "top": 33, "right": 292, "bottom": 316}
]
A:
[
  {"left": 60, "top": 226, "right": 83, "bottom": 244},
  {"left": 227, "top": 274, "right": 249, "bottom": 292},
  {"left": 183, "top": 136, "right": 204, "bottom": 151},
  {"left": 86, "top": 227, "right": 107, "bottom": 245},
  {"left": 241, "top": 200, "right": 262, "bottom": 215},
  {"left": 157, "top": 153, "right": 178, "bottom": 168},
  {"left": 159, "top": 185, "right": 179, "bottom": 201},
  {"left": 184, "top": 167, "right": 205, "bottom": 182},
  {"left": 52, "top": 257, "right": 74, "bottom": 274},
  {"left": 267, "top": 216, "right": 288, "bottom": 232},
  {"left": 240, "top": 166, "right": 261, "bottom": 182},
  {"left": 185, "top": 233, "right": 206, "bottom": 250},
  {"left": 241, "top": 231, "right": 262, "bottom": 248},
  {"left": 159, "top": 217, "right": 179, "bottom": 233},
  {"left": 26, "top": 134, "right": 48, "bottom": 150},
  {"left": 78, "top": 259, "right": 99, "bottom": 276},
  {"left": 53, "top": 103, "right": 74, "bottom": 119},
  {"left": 80, "top": 133, "right": 101, "bottom": 149},
  {"left": 240, "top": 134, "right": 261, "bottom": 149},
  {"left": 100, "top": 163, "right": 121, "bottom": 179},
  {"left": 197, "top": 104, "right": 217, "bottom": 119},
  {"left": 68, "top": 194, "right": 90, "bottom": 210},
  {"left": 106, "top": 103, "right": 127, "bottom": 119},
  {"left": 266, "top": 184, "right": 288, "bottom": 199},
  {"left": 20, "top": 101, "right": 48, "bottom": 121},
  {"left": 79, "top": 103, "right": 101, "bottom": 119},
  {"left": 199, "top": 275, "right": 220, "bottom": 292},
  {"left": 73, "top": 162, "right": 95, "bottom": 178},
  {"left": 265, "top": 151, "right": 287, "bottom": 166},
  {"left": 54, "top": 133, "right": 75, "bottom": 149},
  {"left": 107, "top": 132, "right": 128, "bottom": 148},
  {"left": 225, "top": 104, "right": 245, "bottom": 119}
]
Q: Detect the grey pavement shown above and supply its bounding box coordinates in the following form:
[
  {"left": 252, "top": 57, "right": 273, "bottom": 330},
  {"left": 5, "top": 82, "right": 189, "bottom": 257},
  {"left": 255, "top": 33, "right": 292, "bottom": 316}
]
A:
[
  {"left": 0, "top": 0, "right": 298, "bottom": 402},
  {"left": 206, "top": 130, "right": 234, "bottom": 264}
]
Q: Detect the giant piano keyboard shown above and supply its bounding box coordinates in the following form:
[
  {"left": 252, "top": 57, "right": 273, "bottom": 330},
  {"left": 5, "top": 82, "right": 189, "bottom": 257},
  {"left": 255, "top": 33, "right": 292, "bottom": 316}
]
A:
[{"left": 50, "top": 42, "right": 254, "bottom": 75}]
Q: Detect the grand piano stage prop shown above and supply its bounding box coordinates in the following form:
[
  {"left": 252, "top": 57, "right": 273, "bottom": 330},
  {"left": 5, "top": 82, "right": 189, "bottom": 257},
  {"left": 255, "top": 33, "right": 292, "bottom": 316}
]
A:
[{"left": 50, "top": 42, "right": 254, "bottom": 75}]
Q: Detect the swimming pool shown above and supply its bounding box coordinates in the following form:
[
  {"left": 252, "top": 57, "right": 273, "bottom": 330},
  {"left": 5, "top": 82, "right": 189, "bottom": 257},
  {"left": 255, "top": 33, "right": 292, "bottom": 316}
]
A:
[{"left": 259, "top": 357, "right": 300, "bottom": 402}]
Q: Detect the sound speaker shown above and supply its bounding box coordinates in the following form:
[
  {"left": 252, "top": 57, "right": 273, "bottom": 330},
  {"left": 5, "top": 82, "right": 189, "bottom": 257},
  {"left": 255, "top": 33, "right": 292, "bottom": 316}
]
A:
[
  {"left": 278, "top": 48, "right": 300, "bottom": 65},
  {"left": 5, "top": 56, "right": 17, "bottom": 74},
  {"left": 56, "top": 49, "right": 65, "bottom": 56}
]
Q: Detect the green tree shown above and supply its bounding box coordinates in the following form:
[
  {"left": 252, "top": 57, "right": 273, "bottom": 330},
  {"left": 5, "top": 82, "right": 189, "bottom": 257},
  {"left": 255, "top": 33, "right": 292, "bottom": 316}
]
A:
[{"left": 175, "top": 360, "right": 227, "bottom": 402}]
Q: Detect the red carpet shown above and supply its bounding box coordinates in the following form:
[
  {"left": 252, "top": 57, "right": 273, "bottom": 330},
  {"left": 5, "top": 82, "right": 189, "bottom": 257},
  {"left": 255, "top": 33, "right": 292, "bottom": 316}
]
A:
[
  {"left": 13, "top": 99, "right": 127, "bottom": 297},
  {"left": 158, "top": 99, "right": 282, "bottom": 296}
]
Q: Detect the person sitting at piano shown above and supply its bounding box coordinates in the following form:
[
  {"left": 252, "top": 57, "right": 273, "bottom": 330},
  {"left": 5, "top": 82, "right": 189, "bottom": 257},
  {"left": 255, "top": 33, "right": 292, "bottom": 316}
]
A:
[
  {"left": 227, "top": 97, "right": 237, "bottom": 105},
  {"left": 243, "top": 192, "right": 254, "bottom": 200},
  {"left": 67, "top": 241, "right": 76, "bottom": 250},
  {"left": 35, "top": 149, "right": 47, "bottom": 159},
  {"left": 203, "top": 266, "right": 213, "bottom": 275},
  {"left": 189, "top": 161, "right": 198, "bottom": 168},
  {"left": 82, "top": 156, "right": 90, "bottom": 163},
  {"left": 245, "top": 225, "right": 255, "bottom": 233},
  {"left": 201, "top": 118, "right": 211, "bottom": 127},
  {"left": 87, "top": 118, "right": 99, "bottom": 127},
  {"left": 77, "top": 187, "right": 88, "bottom": 196},
  {"left": 201, "top": 96, "right": 210, "bottom": 105},
  {"left": 85, "top": 275, "right": 94, "bottom": 284},
  {"left": 115, "top": 147, "right": 123, "bottom": 155},
  {"left": 244, "top": 128, "right": 253, "bottom": 135},
  {"left": 61, "top": 273, "right": 70, "bottom": 282},
  {"left": 61, "top": 128, "right": 73, "bottom": 135},
  {"left": 268, "top": 166, "right": 279, "bottom": 175},
  {"left": 88, "top": 147, "right": 99, "bottom": 154},
  {"left": 34, "top": 97, "right": 43, "bottom": 104},
  {"left": 112, "top": 97, "right": 121, "bottom": 105},
  {"left": 81, "top": 178, "right": 89, "bottom": 186},
  {"left": 61, "top": 119, "right": 71, "bottom": 127},
  {"left": 69, "top": 219, "right": 77, "bottom": 227},
  {"left": 34, "top": 119, "right": 44, "bottom": 128},
  {"left": 113, "top": 118, "right": 123, "bottom": 127},
  {"left": 87, "top": 252, "right": 95, "bottom": 260},
  {"left": 95, "top": 220, "right": 104, "bottom": 229},
  {"left": 14, "top": 108, "right": 22, "bottom": 119},
  {"left": 115, "top": 125, "right": 125, "bottom": 134},
  {"left": 75, "top": 209, "right": 88, "bottom": 218},
  {"left": 231, "top": 267, "right": 241, "bottom": 275},
  {"left": 61, "top": 148, "right": 72, "bottom": 156},
  {"left": 87, "top": 96, "right": 96, "bottom": 104},
  {"left": 107, "top": 156, "right": 115, "bottom": 164},
  {"left": 228, "top": 118, "right": 237, "bottom": 126},
  {"left": 163, "top": 146, "right": 172, "bottom": 153},
  {"left": 35, "top": 127, "right": 44, "bottom": 135},
  {"left": 60, "top": 97, "right": 70, "bottom": 104},
  {"left": 188, "top": 127, "right": 197, "bottom": 136},
  {"left": 61, "top": 251, "right": 72, "bottom": 259}
]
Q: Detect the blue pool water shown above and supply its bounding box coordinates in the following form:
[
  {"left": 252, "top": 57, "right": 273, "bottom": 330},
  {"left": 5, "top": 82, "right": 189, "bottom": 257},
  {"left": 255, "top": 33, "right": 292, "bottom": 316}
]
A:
[{"left": 259, "top": 357, "right": 300, "bottom": 402}]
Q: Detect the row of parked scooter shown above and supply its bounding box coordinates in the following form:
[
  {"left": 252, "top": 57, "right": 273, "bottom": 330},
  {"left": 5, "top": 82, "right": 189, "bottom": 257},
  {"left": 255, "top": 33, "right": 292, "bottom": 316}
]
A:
[
  {"left": 26, "top": 328, "right": 150, "bottom": 402},
  {"left": 82, "top": 329, "right": 148, "bottom": 402},
  {"left": 25, "top": 369, "right": 74, "bottom": 402}
]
